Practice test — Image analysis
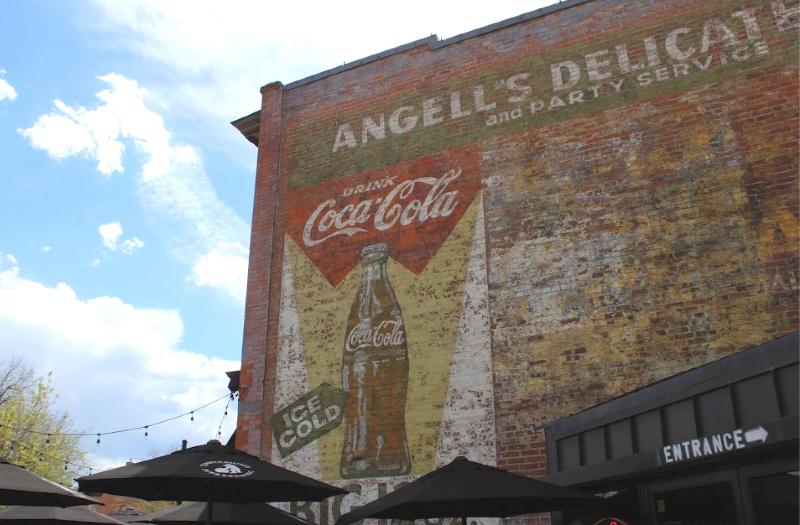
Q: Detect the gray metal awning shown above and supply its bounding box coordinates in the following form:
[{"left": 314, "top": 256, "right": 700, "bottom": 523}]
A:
[{"left": 543, "top": 332, "right": 799, "bottom": 489}]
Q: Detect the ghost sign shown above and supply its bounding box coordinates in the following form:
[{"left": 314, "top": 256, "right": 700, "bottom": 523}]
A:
[
  {"left": 270, "top": 383, "right": 347, "bottom": 458},
  {"left": 659, "top": 426, "right": 769, "bottom": 465}
]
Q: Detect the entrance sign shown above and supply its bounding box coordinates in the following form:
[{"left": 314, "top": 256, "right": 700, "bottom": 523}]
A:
[{"left": 660, "top": 426, "right": 769, "bottom": 465}]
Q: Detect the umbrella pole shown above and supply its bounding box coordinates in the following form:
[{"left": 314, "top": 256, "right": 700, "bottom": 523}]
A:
[
  {"left": 462, "top": 516, "right": 467, "bottom": 525},
  {"left": 207, "top": 498, "right": 214, "bottom": 525}
]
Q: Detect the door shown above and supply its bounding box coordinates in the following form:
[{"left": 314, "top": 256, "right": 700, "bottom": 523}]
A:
[
  {"left": 645, "top": 470, "right": 744, "bottom": 525},
  {"left": 739, "top": 457, "right": 799, "bottom": 525}
]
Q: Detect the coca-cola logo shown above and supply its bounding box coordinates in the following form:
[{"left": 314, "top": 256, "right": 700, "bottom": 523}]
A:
[
  {"left": 303, "top": 169, "right": 461, "bottom": 247},
  {"left": 345, "top": 319, "right": 405, "bottom": 352},
  {"left": 286, "top": 147, "right": 482, "bottom": 286}
]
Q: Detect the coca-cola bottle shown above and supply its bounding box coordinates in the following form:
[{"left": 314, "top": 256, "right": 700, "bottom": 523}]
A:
[{"left": 340, "top": 243, "right": 412, "bottom": 478}]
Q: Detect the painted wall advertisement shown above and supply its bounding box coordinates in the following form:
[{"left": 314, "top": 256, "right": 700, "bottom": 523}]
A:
[
  {"left": 271, "top": 147, "right": 497, "bottom": 523},
  {"left": 256, "top": 2, "right": 798, "bottom": 523}
]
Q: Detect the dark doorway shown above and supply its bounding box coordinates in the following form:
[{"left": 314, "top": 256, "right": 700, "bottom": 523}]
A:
[
  {"left": 652, "top": 481, "right": 738, "bottom": 524},
  {"left": 748, "top": 471, "right": 798, "bottom": 524}
]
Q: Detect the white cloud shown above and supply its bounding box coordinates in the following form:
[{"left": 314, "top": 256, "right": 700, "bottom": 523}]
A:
[
  {"left": 98, "top": 221, "right": 144, "bottom": 254},
  {"left": 120, "top": 237, "right": 145, "bottom": 254},
  {"left": 0, "top": 254, "right": 238, "bottom": 463},
  {"left": 87, "top": 1, "right": 555, "bottom": 102},
  {"left": 41, "top": 245, "right": 52, "bottom": 252},
  {"left": 84, "top": 452, "right": 130, "bottom": 472},
  {"left": 22, "top": 75, "right": 249, "bottom": 300},
  {"left": 0, "top": 69, "right": 17, "bottom": 102},
  {"left": 19, "top": 75, "right": 158, "bottom": 176},
  {"left": 84, "top": 1, "right": 556, "bottom": 161},
  {"left": 188, "top": 243, "right": 249, "bottom": 303},
  {"left": 98, "top": 221, "right": 123, "bottom": 249}
]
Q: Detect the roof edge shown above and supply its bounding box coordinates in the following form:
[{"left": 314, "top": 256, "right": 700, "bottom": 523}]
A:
[
  {"left": 230, "top": 110, "right": 260, "bottom": 146},
  {"left": 285, "top": 36, "right": 437, "bottom": 90},
  {"left": 284, "top": 0, "right": 593, "bottom": 90},
  {"left": 545, "top": 331, "right": 800, "bottom": 437},
  {"left": 232, "top": 0, "right": 594, "bottom": 144}
]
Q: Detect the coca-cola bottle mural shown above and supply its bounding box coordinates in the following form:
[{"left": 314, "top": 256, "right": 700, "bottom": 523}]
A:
[{"left": 340, "top": 243, "right": 412, "bottom": 478}]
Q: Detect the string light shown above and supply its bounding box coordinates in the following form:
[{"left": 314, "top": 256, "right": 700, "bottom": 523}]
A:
[
  {"left": 5, "top": 439, "right": 94, "bottom": 473},
  {"left": 214, "top": 391, "right": 237, "bottom": 441},
  {"left": 1, "top": 391, "right": 237, "bottom": 475},
  {"left": 0, "top": 392, "right": 232, "bottom": 440}
]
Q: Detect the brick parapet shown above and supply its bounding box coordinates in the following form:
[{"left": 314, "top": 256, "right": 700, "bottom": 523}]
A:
[{"left": 236, "top": 82, "right": 285, "bottom": 458}]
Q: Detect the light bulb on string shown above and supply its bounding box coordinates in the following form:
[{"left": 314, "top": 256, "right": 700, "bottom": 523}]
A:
[{"left": 0, "top": 390, "right": 232, "bottom": 461}]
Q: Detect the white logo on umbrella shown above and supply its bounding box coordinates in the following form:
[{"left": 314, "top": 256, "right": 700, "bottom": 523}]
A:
[{"left": 200, "top": 461, "right": 255, "bottom": 478}]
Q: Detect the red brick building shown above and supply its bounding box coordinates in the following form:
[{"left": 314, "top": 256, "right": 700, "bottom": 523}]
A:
[{"left": 232, "top": 1, "right": 799, "bottom": 523}]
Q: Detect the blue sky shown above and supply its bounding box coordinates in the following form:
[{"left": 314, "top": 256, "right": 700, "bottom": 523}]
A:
[{"left": 0, "top": 0, "right": 553, "bottom": 472}]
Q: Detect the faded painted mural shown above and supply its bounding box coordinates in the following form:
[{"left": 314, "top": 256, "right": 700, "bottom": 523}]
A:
[
  {"left": 270, "top": 148, "right": 496, "bottom": 521},
  {"left": 236, "top": 0, "right": 798, "bottom": 521}
]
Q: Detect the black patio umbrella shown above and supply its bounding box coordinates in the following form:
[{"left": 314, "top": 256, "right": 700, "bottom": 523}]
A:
[
  {"left": 77, "top": 440, "right": 346, "bottom": 524},
  {"left": 0, "top": 458, "right": 100, "bottom": 507},
  {"left": 335, "top": 456, "right": 597, "bottom": 525},
  {"left": 135, "top": 502, "right": 312, "bottom": 525},
  {"left": 0, "top": 505, "right": 124, "bottom": 525}
]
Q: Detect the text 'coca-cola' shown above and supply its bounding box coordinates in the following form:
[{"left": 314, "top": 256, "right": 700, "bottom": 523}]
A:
[{"left": 285, "top": 146, "right": 483, "bottom": 286}]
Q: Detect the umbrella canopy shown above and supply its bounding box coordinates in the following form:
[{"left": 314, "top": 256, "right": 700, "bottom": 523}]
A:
[
  {"left": 136, "top": 502, "right": 312, "bottom": 525},
  {"left": 0, "top": 458, "right": 101, "bottom": 507},
  {"left": 0, "top": 506, "right": 124, "bottom": 525},
  {"left": 335, "top": 456, "right": 597, "bottom": 525},
  {"left": 76, "top": 440, "right": 346, "bottom": 503}
]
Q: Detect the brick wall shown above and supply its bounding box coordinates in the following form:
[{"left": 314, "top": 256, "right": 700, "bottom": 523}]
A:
[{"left": 236, "top": 0, "right": 798, "bottom": 503}]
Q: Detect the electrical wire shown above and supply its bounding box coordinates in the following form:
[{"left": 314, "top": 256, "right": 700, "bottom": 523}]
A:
[{"left": 0, "top": 392, "right": 232, "bottom": 439}]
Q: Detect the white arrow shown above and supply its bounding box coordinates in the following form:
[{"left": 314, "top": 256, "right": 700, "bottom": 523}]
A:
[{"left": 744, "top": 426, "right": 768, "bottom": 444}]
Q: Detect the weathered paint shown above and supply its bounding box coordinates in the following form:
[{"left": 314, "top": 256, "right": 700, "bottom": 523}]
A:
[{"left": 236, "top": 0, "right": 798, "bottom": 522}]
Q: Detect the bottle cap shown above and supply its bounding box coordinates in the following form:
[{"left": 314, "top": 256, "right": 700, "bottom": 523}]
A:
[{"left": 361, "top": 243, "right": 388, "bottom": 262}]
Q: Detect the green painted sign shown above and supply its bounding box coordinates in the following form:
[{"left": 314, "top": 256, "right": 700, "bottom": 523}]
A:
[
  {"left": 286, "top": 0, "right": 799, "bottom": 189},
  {"left": 270, "top": 383, "right": 347, "bottom": 458}
]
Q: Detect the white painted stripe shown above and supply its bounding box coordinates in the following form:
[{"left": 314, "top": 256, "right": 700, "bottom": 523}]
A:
[
  {"left": 436, "top": 193, "right": 497, "bottom": 468},
  {"left": 272, "top": 239, "right": 321, "bottom": 478}
]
